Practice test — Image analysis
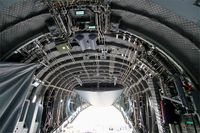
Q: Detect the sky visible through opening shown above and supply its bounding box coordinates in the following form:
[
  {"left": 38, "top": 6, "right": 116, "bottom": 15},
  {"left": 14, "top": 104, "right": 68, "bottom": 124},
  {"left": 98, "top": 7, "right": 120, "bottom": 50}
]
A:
[{"left": 66, "top": 106, "right": 132, "bottom": 133}]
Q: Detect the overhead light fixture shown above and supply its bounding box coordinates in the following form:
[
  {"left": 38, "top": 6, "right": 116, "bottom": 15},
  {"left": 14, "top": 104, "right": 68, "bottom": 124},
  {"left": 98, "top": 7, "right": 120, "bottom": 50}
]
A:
[
  {"left": 186, "top": 121, "right": 193, "bottom": 125},
  {"left": 32, "top": 95, "right": 37, "bottom": 103},
  {"left": 60, "top": 99, "right": 63, "bottom": 103},
  {"left": 114, "top": 77, "right": 117, "bottom": 86},
  {"left": 32, "top": 76, "right": 44, "bottom": 87},
  {"left": 140, "top": 64, "right": 144, "bottom": 69},
  {"left": 132, "top": 65, "right": 136, "bottom": 70},
  {"left": 56, "top": 43, "right": 70, "bottom": 53},
  {"left": 88, "top": 25, "right": 96, "bottom": 29},
  {"left": 75, "top": 10, "right": 85, "bottom": 16},
  {"left": 32, "top": 81, "right": 40, "bottom": 87}
]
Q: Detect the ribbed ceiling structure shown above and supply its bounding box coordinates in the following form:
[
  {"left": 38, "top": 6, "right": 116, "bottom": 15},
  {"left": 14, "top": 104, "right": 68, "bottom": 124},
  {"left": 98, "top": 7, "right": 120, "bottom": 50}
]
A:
[{"left": 0, "top": 0, "right": 199, "bottom": 132}]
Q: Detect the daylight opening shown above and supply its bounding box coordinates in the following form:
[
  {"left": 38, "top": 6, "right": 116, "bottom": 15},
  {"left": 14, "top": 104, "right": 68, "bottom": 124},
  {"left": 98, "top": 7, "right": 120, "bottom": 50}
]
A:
[{"left": 65, "top": 106, "right": 133, "bottom": 133}]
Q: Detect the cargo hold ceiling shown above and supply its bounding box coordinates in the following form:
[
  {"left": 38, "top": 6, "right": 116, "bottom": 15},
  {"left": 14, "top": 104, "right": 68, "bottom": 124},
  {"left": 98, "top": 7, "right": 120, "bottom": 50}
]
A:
[{"left": 0, "top": 0, "right": 199, "bottom": 87}]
